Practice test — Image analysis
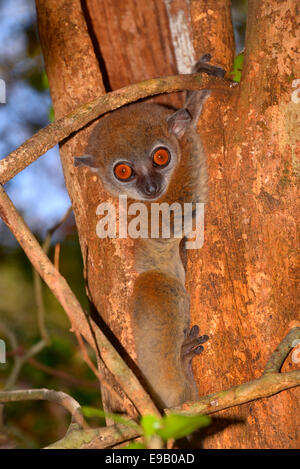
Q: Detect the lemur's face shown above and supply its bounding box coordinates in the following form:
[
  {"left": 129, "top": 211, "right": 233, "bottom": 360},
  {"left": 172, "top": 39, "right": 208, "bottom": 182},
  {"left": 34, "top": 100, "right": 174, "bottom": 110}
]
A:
[
  {"left": 74, "top": 102, "right": 193, "bottom": 201},
  {"left": 97, "top": 138, "right": 179, "bottom": 201}
]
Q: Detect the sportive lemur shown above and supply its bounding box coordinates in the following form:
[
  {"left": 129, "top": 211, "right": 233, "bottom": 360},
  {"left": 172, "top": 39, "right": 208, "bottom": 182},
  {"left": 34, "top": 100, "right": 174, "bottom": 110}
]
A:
[{"left": 75, "top": 56, "right": 225, "bottom": 409}]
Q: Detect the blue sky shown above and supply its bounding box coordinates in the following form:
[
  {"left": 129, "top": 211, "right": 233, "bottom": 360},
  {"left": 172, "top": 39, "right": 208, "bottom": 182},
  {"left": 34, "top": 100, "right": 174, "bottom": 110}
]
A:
[{"left": 0, "top": 0, "right": 70, "bottom": 243}]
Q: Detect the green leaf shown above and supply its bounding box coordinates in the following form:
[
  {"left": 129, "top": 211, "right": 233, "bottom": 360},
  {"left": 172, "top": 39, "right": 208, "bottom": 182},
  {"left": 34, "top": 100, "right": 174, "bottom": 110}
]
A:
[
  {"left": 140, "top": 415, "right": 163, "bottom": 439},
  {"left": 41, "top": 71, "right": 49, "bottom": 90},
  {"left": 81, "top": 406, "right": 138, "bottom": 428},
  {"left": 157, "top": 413, "right": 211, "bottom": 441},
  {"left": 124, "top": 442, "right": 146, "bottom": 449},
  {"left": 230, "top": 53, "right": 244, "bottom": 83},
  {"left": 48, "top": 106, "right": 55, "bottom": 123},
  {"left": 27, "top": 70, "right": 50, "bottom": 93}
]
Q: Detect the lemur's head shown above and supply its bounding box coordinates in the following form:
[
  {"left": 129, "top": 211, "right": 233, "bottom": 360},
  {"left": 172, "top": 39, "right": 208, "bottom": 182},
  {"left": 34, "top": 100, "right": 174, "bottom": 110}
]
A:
[{"left": 74, "top": 97, "right": 206, "bottom": 201}]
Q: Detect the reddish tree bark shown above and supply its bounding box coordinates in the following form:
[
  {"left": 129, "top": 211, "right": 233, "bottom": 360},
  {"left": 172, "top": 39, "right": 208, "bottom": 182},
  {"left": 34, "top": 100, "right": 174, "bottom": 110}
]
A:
[
  {"left": 190, "top": 0, "right": 235, "bottom": 71},
  {"left": 187, "top": 0, "right": 299, "bottom": 448},
  {"left": 85, "top": 0, "right": 181, "bottom": 107}
]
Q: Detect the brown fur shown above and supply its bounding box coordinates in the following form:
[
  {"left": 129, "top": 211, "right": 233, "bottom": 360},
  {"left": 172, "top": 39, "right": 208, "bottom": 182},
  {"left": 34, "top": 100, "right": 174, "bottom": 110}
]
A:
[{"left": 132, "top": 270, "right": 192, "bottom": 408}]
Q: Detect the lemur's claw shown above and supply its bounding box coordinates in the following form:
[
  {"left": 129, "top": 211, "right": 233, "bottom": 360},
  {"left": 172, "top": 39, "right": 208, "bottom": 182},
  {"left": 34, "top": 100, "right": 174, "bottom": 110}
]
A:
[{"left": 182, "top": 325, "right": 209, "bottom": 361}]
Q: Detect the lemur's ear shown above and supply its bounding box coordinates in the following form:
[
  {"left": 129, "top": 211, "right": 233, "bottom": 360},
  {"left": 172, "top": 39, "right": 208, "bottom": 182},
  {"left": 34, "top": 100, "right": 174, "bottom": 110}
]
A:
[
  {"left": 167, "top": 89, "right": 212, "bottom": 138},
  {"left": 167, "top": 108, "right": 192, "bottom": 139},
  {"left": 185, "top": 89, "right": 211, "bottom": 127},
  {"left": 182, "top": 54, "right": 225, "bottom": 129},
  {"left": 74, "top": 155, "right": 98, "bottom": 172}
]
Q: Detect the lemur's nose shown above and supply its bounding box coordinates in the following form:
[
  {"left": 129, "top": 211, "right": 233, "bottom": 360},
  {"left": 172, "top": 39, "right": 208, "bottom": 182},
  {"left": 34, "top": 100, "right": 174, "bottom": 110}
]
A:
[{"left": 144, "top": 180, "right": 158, "bottom": 195}]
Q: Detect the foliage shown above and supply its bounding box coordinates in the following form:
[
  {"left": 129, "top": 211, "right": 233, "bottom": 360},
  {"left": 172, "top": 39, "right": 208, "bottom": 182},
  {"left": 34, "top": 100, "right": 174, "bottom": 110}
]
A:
[
  {"left": 140, "top": 413, "right": 210, "bottom": 442},
  {"left": 82, "top": 407, "right": 211, "bottom": 449},
  {"left": 230, "top": 53, "right": 244, "bottom": 82}
]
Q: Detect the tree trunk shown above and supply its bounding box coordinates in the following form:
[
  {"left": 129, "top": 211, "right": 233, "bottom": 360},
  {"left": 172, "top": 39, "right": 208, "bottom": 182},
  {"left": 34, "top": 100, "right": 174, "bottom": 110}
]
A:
[
  {"left": 36, "top": 0, "right": 299, "bottom": 447},
  {"left": 35, "top": 0, "right": 183, "bottom": 416},
  {"left": 187, "top": 0, "right": 299, "bottom": 448}
]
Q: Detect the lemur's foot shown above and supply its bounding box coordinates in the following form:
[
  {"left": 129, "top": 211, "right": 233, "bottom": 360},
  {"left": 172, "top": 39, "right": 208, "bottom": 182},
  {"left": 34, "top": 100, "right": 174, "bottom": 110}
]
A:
[
  {"left": 193, "top": 54, "right": 226, "bottom": 78},
  {"left": 181, "top": 325, "right": 209, "bottom": 365}
]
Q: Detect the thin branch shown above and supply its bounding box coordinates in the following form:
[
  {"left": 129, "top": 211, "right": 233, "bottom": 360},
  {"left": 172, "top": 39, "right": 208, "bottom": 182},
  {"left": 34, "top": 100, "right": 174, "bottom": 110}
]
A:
[
  {"left": 0, "top": 338, "right": 99, "bottom": 389},
  {"left": 54, "top": 243, "right": 61, "bottom": 271},
  {"left": 0, "top": 320, "right": 18, "bottom": 351},
  {"left": 42, "top": 206, "right": 73, "bottom": 256},
  {"left": 4, "top": 339, "right": 48, "bottom": 391},
  {"left": 0, "top": 185, "right": 160, "bottom": 417},
  {"left": 0, "top": 74, "right": 234, "bottom": 185},
  {"left": 27, "top": 358, "right": 98, "bottom": 389},
  {"left": 0, "top": 185, "right": 93, "bottom": 346},
  {"left": 35, "top": 205, "right": 74, "bottom": 341},
  {"left": 9, "top": 206, "right": 75, "bottom": 389},
  {"left": 2, "top": 207, "right": 74, "bottom": 388},
  {"left": 0, "top": 206, "right": 71, "bottom": 389},
  {"left": 34, "top": 205, "right": 73, "bottom": 342},
  {"left": 33, "top": 268, "right": 50, "bottom": 344},
  {"left": 73, "top": 330, "right": 130, "bottom": 413},
  {"left": 0, "top": 320, "right": 47, "bottom": 390},
  {"left": 46, "top": 422, "right": 141, "bottom": 450},
  {"left": 47, "top": 206, "right": 73, "bottom": 239},
  {"left": 170, "top": 370, "right": 300, "bottom": 416},
  {"left": 264, "top": 327, "right": 300, "bottom": 374},
  {"left": 0, "top": 389, "right": 88, "bottom": 429},
  {"left": 0, "top": 320, "right": 18, "bottom": 425}
]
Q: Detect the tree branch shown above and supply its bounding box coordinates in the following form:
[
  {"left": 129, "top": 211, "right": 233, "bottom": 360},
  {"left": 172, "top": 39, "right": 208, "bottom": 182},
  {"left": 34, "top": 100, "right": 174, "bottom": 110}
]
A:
[
  {"left": 0, "top": 73, "right": 233, "bottom": 185},
  {"left": 0, "top": 319, "right": 48, "bottom": 391},
  {"left": 0, "top": 388, "right": 88, "bottom": 429},
  {"left": 170, "top": 327, "right": 300, "bottom": 415},
  {"left": 27, "top": 358, "right": 98, "bottom": 389},
  {"left": 46, "top": 422, "right": 141, "bottom": 450},
  {"left": 264, "top": 328, "right": 300, "bottom": 374},
  {"left": 170, "top": 370, "right": 299, "bottom": 416}
]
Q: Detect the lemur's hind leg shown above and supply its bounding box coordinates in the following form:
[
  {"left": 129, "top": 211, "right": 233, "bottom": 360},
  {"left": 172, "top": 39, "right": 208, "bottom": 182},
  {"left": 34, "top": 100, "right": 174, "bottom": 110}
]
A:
[{"left": 181, "top": 325, "right": 209, "bottom": 400}]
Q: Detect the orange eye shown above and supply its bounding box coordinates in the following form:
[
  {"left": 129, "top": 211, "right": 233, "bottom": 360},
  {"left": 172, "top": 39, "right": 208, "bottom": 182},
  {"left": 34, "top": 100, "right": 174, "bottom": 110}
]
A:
[
  {"left": 114, "top": 163, "right": 133, "bottom": 181},
  {"left": 152, "top": 147, "right": 170, "bottom": 167}
]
